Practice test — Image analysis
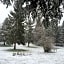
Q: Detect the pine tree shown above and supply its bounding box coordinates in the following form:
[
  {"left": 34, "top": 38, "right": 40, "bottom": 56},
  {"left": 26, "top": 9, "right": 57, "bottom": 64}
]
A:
[
  {"left": 56, "top": 21, "right": 64, "bottom": 46},
  {"left": 8, "top": 0, "right": 25, "bottom": 50},
  {"left": 2, "top": 18, "right": 9, "bottom": 45},
  {"left": 22, "top": 0, "right": 63, "bottom": 29},
  {"left": 2, "top": 17, "right": 14, "bottom": 46},
  {"left": 25, "top": 15, "right": 34, "bottom": 47},
  {"left": 1, "top": 0, "right": 63, "bottom": 52}
]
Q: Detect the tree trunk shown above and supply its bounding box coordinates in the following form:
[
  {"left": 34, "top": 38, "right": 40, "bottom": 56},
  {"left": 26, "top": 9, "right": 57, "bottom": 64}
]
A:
[
  {"left": 28, "top": 42, "right": 30, "bottom": 47},
  {"left": 4, "top": 41, "right": 5, "bottom": 45},
  {"left": 14, "top": 43, "right": 16, "bottom": 50}
]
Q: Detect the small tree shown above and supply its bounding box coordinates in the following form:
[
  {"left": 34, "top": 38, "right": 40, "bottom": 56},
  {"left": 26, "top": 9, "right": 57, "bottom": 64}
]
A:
[
  {"left": 56, "top": 21, "right": 64, "bottom": 46},
  {"left": 2, "top": 18, "right": 9, "bottom": 45},
  {"left": 24, "top": 14, "right": 34, "bottom": 47}
]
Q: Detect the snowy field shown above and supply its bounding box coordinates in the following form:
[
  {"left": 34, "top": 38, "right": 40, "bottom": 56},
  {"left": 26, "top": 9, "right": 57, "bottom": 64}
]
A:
[{"left": 0, "top": 44, "right": 64, "bottom": 64}]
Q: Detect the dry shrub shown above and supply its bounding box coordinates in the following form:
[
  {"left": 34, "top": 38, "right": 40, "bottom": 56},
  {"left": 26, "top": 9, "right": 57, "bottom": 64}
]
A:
[{"left": 34, "top": 22, "right": 55, "bottom": 52}]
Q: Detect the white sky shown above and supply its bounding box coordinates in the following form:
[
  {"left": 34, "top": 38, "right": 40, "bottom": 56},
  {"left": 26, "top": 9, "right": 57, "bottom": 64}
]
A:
[
  {"left": 58, "top": 4, "right": 64, "bottom": 26},
  {"left": 0, "top": 3, "right": 64, "bottom": 26},
  {"left": 0, "top": 3, "right": 13, "bottom": 24},
  {"left": 58, "top": 14, "right": 64, "bottom": 26}
]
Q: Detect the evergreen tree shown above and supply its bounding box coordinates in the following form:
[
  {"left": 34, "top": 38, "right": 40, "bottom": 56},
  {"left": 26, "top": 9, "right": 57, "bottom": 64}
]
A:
[
  {"left": 25, "top": 14, "right": 34, "bottom": 47},
  {"left": 2, "top": 18, "right": 9, "bottom": 45},
  {"left": 8, "top": 0, "right": 25, "bottom": 50},
  {"left": 1, "top": 0, "right": 63, "bottom": 52},
  {"left": 56, "top": 21, "right": 64, "bottom": 46},
  {"left": 22, "top": 0, "right": 63, "bottom": 29},
  {"left": 2, "top": 17, "right": 14, "bottom": 46}
]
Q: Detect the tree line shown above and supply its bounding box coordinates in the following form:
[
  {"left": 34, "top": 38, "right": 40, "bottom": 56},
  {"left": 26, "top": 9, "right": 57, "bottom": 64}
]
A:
[{"left": 0, "top": 0, "right": 63, "bottom": 52}]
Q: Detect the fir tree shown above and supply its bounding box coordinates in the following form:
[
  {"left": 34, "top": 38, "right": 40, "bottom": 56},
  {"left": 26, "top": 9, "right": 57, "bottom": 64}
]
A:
[
  {"left": 25, "top": 14, "right": 34, "bottom": 47},
  {"left": 9, "top": 0, "right": 25, "bottom": 50}
]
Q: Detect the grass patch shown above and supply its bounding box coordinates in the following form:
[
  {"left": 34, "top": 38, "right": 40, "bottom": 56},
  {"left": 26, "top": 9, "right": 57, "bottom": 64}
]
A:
[{"left": 6, "top": 49, "right": 28, "bottom": 52}]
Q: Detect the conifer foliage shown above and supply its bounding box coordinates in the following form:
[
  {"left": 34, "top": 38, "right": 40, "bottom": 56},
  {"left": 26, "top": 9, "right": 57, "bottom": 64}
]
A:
[
  {"left": 0, "top": 0, "right": 64, "bottom": 52},
  {"left": 3, "top": 0, "right": 25, "bottom": 50}
]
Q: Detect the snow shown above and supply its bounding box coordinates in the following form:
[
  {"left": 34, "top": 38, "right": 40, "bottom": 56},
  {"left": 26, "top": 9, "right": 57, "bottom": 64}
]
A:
[{"left": 0, "top": 43, "right": 64, "bottom": 64}]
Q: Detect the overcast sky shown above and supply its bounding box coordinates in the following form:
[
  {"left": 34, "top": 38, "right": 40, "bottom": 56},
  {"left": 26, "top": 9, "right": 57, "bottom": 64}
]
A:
[
  {"left": 0, "top": 3, "right": 64, "bottom": 26},
  {"left": 0, "top": 3, "right": 13, "bottom": 24}
]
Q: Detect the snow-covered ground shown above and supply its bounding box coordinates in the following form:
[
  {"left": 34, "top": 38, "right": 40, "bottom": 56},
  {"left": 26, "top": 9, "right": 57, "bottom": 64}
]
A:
[{"left": 0, "top": 43, "right": 64, "bottom": 64}]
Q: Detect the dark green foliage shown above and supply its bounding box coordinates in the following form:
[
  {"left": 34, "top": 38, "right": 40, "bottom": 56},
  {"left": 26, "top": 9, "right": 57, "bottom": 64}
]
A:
[
  {"left": 24, "top": 14, "right": 34, "bottom": 47},
  {"left": 25, "top": 20, "right": 34, "bottom": 47},
  {"left": 2, "top": 0, "right": 25, "bottom": 50},
  {"left": 2, "top": 18, "right": 10, "bottom": 45},
  {"left": 9, "top": 0, "right": 25, "bottom": 46},
  {"left": 1, "top": 0, "right": 63, "bottom": 28},
  {"left": 56, "top": 21, "right": 64, "bottom": 46},
  {"left": 1, "top": 0, "right": 63, "bottom": 52},
  {"left": 23, "top": 0, "right": 63, "bottom": 29}
]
